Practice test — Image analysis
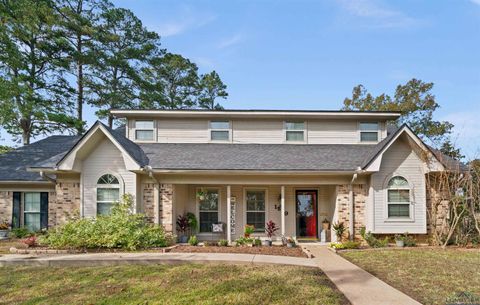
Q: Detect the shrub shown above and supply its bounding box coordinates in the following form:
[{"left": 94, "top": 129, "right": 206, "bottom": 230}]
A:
[
  {"left": 332, "top": 221, "right": 346, "bottom": 241},
  {"left": 342, "top": 240, "right": 361, "bottom": 249},
  {"left": 218, "top": 239, "right": 228, "bottom": 247},
  {"left": 188, "top": 235, "right": 199, "bottom": 246},
  {"left": 253, "top": 238, "right": 261, "bottom": 247},
  {"left": 360, "top": 227, "right": 389, "bottom": 248},
  {"left": 39, "top": 194, "right": 174, "bottom": 250},
  {"left": 235, "top": 237, "right": 253, "bottom": 246},
  {"left": 176, "top": 214, "right": 189, "bottom": 235},
  {"left": 186, "top": 212, "right": 198, "bottom": 232},
  {"left": 10, "top": 227, "right": 31, "bottom": 238},
  {"left": 22, "top": 236, "right": 37, "bottom": 247},
  {"left": 204, "top": 241, "right": 217, "bottom": 247},
  {"left": 400, "top": 232, "right": 416, "bottom": 247}
]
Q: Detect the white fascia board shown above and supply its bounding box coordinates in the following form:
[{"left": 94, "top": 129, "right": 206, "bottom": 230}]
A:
[{"left": 363, "top": 126, "right": 444, "bottom": 172}]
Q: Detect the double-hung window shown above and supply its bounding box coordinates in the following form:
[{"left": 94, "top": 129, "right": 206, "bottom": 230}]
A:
[
  {"left": 12, "top": 192, "right": 48, "bottom": 232},
  {"left": 285, "top": 121, "right": 305, "bottom": 142},
  {"left": 23, "top": 193, "right": 41, "bottom": 232},
  {"left": 245, "top": 190, "right": 266, "bottom": 232},
  {"left": 387, "top": 176, "right": 411, "bottom": 218},
  {"left": 198, "top": 189, "right": 219, "bottom": 232},
  {"left": 360, "top": 122, "right": 379, "bottom": 142},
  {"left": 135, "top": 120, "right": 155, "bottom": 141},
  {"left": 97, "top": 174, "right": 120, "bottom": 216},
  {"left": 210, "top": 121, "right": 230, "bottom": 141}
]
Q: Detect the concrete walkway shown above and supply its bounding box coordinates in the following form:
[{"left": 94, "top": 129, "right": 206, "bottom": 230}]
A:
[
  {"left": 303, "top": 245, "right": 421, "bottom": 305},
  {"left": 0, "top": 252, "right": 316, "bottom": 268}
]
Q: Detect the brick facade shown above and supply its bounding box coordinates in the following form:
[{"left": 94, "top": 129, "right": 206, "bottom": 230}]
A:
[
  {"left": 336, "top": 184, "right": 367, "bottom": 240},
  {"left": 143, "top": 183, "right": 156, "bottom": 223},
  {"left": 0, "top": 191, "right": 13, "bottom": 226},
  {"left": 50, "top": 180, "right": 80, "bottom": 227},
  {"left": 159, "top": 184, "right": 173, "bottom": 232}
]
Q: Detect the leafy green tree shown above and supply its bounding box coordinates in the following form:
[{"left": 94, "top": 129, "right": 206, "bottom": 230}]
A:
[
  {"left": 140, "top": 53, "right": 199, "bottom": 110},
  {"left": 0, "top": 0, "right": 79, "bottom": 145},
  {"left": 53, "top": 0, "right": 112, "bottom": 134},
  {"left": 198, "top": 70, "right": 228, "bottom": 110},
  {"left": 439, "top": 139, "right": 464, "bottom": 161},
  {"left": 0, "top": 145, "right": 12, "bottom": 154},
  {"left": 88, "top": 7, "right": 161, "bottom": 127},
  {"left": 343, "top": 79, "right": 454, "bottom": 146}
]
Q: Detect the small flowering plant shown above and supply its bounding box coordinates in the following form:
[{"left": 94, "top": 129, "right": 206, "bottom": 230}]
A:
[
  {"left": 22, "top": 235, "right": 37, "bottom": 247},
  {"left": 244, "top": 225, "right": 255, "bottom": 238}
]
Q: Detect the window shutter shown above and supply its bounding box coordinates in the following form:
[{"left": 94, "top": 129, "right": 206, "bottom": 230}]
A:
[
  {"left": 12, "top": 192, "right": 21, "bottom": 228},
  {"left": 40, "top": 192, "right": 49, "bottom": 230}
]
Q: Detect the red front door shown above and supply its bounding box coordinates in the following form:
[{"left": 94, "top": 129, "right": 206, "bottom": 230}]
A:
[{"left": 295, "top": 190, "right": 317, "bottom": 238}]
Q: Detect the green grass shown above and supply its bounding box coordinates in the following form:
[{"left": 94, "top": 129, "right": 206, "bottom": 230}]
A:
[
  {"left": 0, "top": 264, "right": 349, "bottom": 305},
  {"left": 341, "top": 248, "right": 480, "bottom": 305}
]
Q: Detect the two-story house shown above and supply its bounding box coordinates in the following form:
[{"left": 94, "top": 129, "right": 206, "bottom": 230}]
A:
[{"left": 0, "top": 109, "right": 453, "bottom": 243}]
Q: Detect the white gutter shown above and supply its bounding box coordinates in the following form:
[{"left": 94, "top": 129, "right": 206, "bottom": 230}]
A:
[{"left": 39, "top": 171, "right": 56, "bottom": 184}]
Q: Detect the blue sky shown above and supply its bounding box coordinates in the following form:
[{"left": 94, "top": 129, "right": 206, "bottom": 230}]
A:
[{"left": 2, "top": 0, "right": 480, "bottom": 157}]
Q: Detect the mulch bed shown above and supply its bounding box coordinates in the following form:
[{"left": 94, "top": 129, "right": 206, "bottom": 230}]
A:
[{"left": 171, "top": 245, "right": 307, "bottom": 258}]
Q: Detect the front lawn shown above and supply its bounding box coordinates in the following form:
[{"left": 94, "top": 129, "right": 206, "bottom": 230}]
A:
[
  {"left": 0, "top": 264, "right": 349, "bottom": 305},
  {"left": 340, "top": 248, "right": 480, "bottom": 305}
]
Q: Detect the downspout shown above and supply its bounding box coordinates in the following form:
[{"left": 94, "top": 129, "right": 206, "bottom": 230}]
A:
[
  {"left": 349, "top": 167, "right": 363, "bottom": 240},
  {"left": 40, "top": 171, "right": 56, "bottom": 184}
]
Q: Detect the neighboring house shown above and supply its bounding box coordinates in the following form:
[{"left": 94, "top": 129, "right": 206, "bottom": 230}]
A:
[{"left": 0, "top": 109, "right": 455, "bottom": 242}]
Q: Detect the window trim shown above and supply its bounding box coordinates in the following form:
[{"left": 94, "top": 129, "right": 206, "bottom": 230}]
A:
[
  {"left": 208, "top": 120, "right": 232, "bottom": 142},
  {"left": 359, "top": 121, "right": 380, "bottom": 143},
  {"left": 284, "top": 121, "right": 307, "bottom": 143},
  {"left": 243, "top": 187, "right": 268, "bottom": 234},
  {"left": 96, "top": 173, "right": 123, "bottom": 216},
  {"left": 23, "top": 192, "right": 41, "bottom": 232},
  {"left": 384, "top": 174, "right": 414, "bottom": 222},
  {"left": 133, "top": 119, "right": 156, "bottom": 142},
  {"left": 195, "top": 187, "right": 222, "bottom": 234}
]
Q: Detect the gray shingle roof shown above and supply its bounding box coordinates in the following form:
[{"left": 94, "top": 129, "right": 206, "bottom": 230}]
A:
[
  {"left": 101, "top": 123, "right": 149, "bottom": 166},
  {"left": 0, "top": 135, "right": 80, "bottom": 181},
  {"left": 139, "top": 143, "right": 377, "bottom": 171}
]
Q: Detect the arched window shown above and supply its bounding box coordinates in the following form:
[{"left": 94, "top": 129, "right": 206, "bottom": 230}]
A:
[
  {"left": 387, "top": 176, "right": 410, "bottom": 218},
  {"left": 97, "top": 174, "right": 120, "bottom": 215}
]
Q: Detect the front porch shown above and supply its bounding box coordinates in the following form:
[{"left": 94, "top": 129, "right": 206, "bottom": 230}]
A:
[{"left": 146, "top": 177, "right": 369, "bottom": 243}]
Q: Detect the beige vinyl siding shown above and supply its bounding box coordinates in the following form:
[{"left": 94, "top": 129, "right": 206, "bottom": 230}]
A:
[
  {"left": 82, "top": 138, "right": 137, "bottom": 217},
  {"left": 127, "top": 117, "right": 388, "bottom": 144},
  {"left": 232, "top": 120, "right": 284, "bottom": 144},
  {"left": 307, "top": 120, "right": 358, "bottom": 144},
  {"left": 371, "top": 137, "right": 427, "bottom": 234},
  {"left": 158, "top": 119, "right": 209, "bottom": 143}
]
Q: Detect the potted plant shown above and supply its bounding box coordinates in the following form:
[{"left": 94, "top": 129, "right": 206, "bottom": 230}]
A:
[
  {"left": 394, "top": 234, "right": 405, "bottom": 247},
  {"left": 244, "top": 225, "right": 255, "bottom": 238},
  {"left": 176, "top": 214, "right": 189, "bottom": 243},
  {"left": 186, "top": 212, "right": 198, "bottom": 235},
  {"left": 286, "top": 236, "right": 296, "bottom": 248},
  {"left": 196, "top": 189, "right": 205, "bottom": 201},
  {"left": 332, "top": 221, "right": 346, "bottom": 242},
  {"left": 0, "top": 220, "right": 9, "bottom": 240},
  {"left": 322, "top": 218, "right": 330, "bottom": 231},
  {"left": 263, "top": 220, "right": 279, "bottom": 246}
]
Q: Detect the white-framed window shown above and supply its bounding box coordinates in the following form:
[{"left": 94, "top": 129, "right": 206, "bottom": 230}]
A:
[
  {"left": 198, "top": 189, "right": 219, "bottom": 232},
  {"left": 97, "top": 174, "right": 120, "bottom": 216},
  {"left": 209, "top": 121, "right": 230, "bottom": 141},
  {"left": 134, "top": 120, "right": 155, "bottom": 141},
  {"left": 285, "top": 121, "right": 305, "bottom": 142},
  {"left": 387, "top": 176, "right": 410, "bottom": 218},
  {"left": 360, "top": 122, "right": 379, "bottom": 142},
  {"left": 23, "top": 192, "right": 41, "bottom": 232},
  {"left": 245, "top": 189, "right": 266, "bottom": 232}
]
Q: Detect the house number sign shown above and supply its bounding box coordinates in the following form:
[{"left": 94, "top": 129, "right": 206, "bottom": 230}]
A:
[{"left": 230, "top": 201, "right": 236, "bottom": 235}]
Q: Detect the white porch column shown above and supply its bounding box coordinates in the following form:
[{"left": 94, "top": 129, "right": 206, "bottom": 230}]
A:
[
  {"left": 227, "top": 185, "right": 232, "bottom": 243},
  {"left": 281, "top": 185, "right": 285, "bottom": 236}
]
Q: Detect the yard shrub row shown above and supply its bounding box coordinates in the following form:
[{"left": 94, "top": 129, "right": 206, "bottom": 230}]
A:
[{"left": 39, "top": 195, "right": 174, "bottom": 250}]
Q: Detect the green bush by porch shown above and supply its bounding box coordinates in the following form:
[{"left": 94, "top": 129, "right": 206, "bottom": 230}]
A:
[{"left": 39, "top": 194, "right": 174, "bottom": 250}]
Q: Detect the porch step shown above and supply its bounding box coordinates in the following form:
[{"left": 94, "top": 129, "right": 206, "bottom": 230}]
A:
[{"left": 296, "top": 238, "right": 320, "bottom": 243}]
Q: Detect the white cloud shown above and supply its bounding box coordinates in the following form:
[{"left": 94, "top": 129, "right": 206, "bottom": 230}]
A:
[
  {"left": 336, "top": 0, "right": 419, "bottom": 28},
  {"left": 217, "top": 33, "right": 244, "bottom": 49},
  {"left": 152, "top": 6, "right": 216, "bottom": 37}
]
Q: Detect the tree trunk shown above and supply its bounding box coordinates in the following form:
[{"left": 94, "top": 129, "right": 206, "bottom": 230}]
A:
[
  {"left": 20, "top": 118, "right": 31, "bottom": 145},
  {"left": 108, "top": 114, "right": 113, "bottom": 128},
  {"left": 76, "top": 33, "right": 84, "bottom": 135}
]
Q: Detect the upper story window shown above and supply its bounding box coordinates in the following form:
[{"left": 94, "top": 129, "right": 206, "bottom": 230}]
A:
[
  {"left": 387, "top": 176, "right": 410, "bottom": 218},
  {"left": 135, "top": 120, "right": 154, "bottom": 141},
  {"left": 210, "top": 121, "right": 230, "bottom": 141},
  {"left": 285, "top": 121, "right": 305, "bottom": 142},
  {"left": 360, "top": 122, "right": 379, "bottom": 142}
]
